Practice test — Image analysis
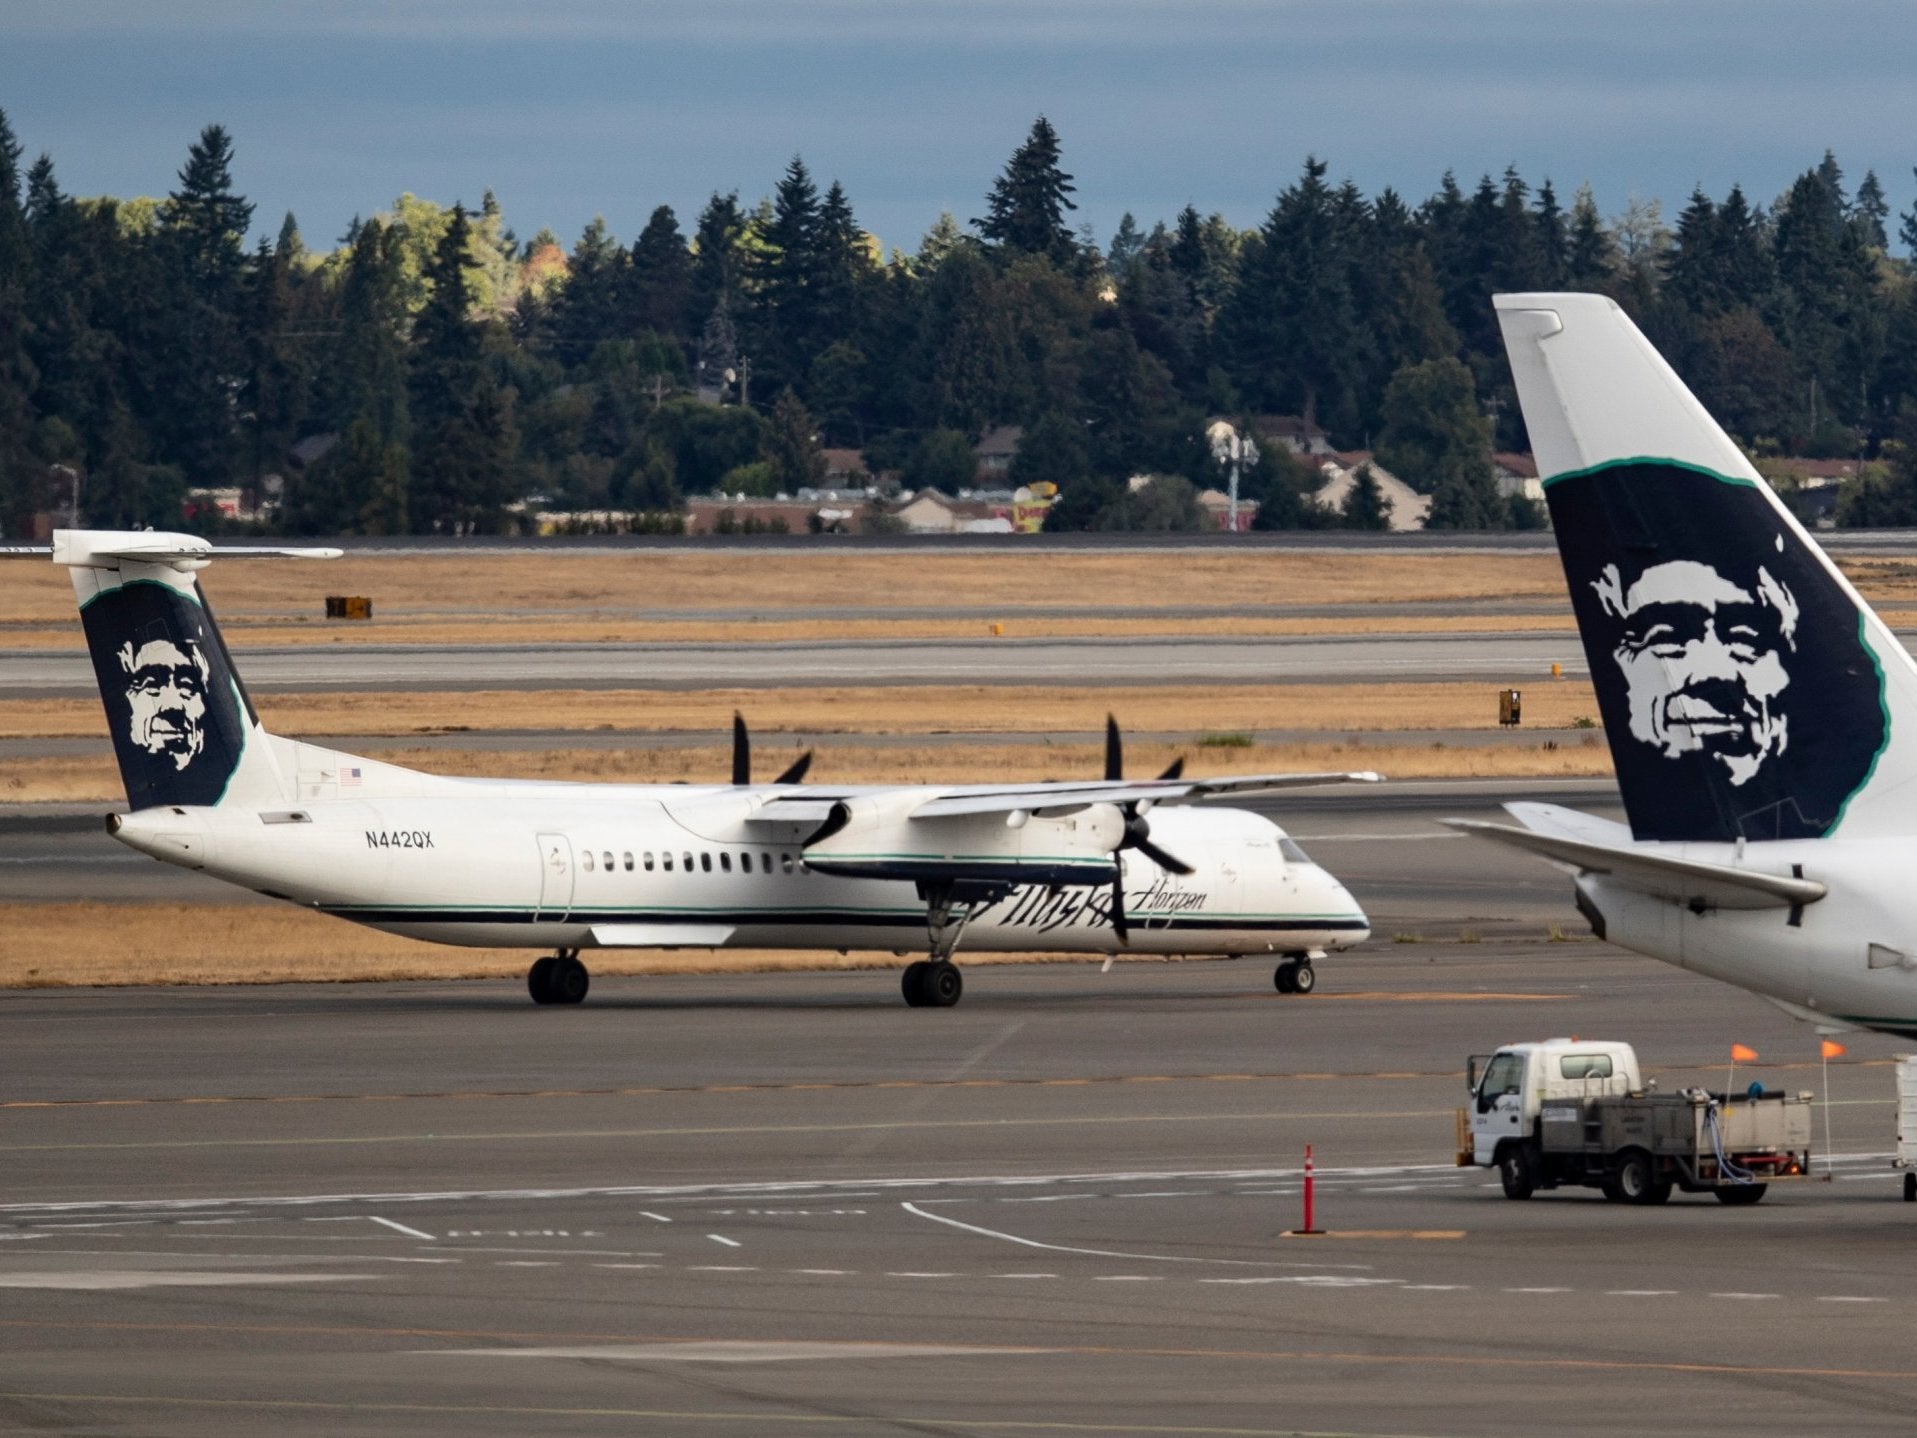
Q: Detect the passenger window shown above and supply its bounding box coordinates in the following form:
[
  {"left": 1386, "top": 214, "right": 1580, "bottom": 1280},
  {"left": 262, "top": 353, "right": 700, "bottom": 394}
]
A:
[
  {"left": 700, "top": 852, "right": 712, "bottom": 873},
  {"left": 720, "top": 852, "right": 732, "bottom": 873},
  {"left": 622, "top": 851, "right": 633, "bottom": 872},
  {"left": 644, "top": 852, "right": 655, "bottom": 872},
  {"left": 661, "top": 852, "right": 673, "bottom": 872},
  {"left": 761, "top": 853, "right": 773, "bottom": 874},
  {"left": 781, "top": 853, "right": 794, "bottom": 874},
  {"left": 682, "top": 851, "right": 693, "bottom": 872},
  {"left": 1560, "top": 1054, "right": 1613, "bottom": 1080},
  {"left": 603, "top": 851, "right": 614, "bottom": 872},
  {"left": 582, "top": 850, "right": 595, "bottom": 872}
]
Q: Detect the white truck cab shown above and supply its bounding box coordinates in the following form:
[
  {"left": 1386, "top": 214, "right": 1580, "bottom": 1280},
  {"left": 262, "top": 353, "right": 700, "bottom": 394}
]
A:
[{"left": 1466, "top": 1039, "right": 1641, "bottom": 1166}]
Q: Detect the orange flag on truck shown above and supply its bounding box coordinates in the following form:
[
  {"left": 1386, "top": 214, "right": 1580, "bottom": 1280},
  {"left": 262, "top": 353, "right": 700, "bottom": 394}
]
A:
[
  {"left": 1822, "top": 1039, "right": 1846, "bottom": 1059},
  {"left": 1731, "top": 1044, "right": 1759, "bottom": 1061}
]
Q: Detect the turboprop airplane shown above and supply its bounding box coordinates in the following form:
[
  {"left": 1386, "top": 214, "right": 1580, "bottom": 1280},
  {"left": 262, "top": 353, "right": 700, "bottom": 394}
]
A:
[
  {"left": 22, "top": 529, "right": 1376, "bottom": 1007},
  {"left": 1453, "top": 291, "right": 1917, "bottom": 1037}
]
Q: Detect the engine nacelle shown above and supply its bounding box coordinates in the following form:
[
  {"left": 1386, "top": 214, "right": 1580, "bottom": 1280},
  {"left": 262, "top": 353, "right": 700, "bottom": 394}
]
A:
[{"left": 805, "top": 791, "right": 1123, "bottom": 886}]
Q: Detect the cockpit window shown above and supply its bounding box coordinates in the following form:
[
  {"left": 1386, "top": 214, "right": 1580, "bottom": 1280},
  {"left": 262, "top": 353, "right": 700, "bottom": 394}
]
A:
[{"left": 1278, "top": 837, "right": 1312, "bottom": 864}]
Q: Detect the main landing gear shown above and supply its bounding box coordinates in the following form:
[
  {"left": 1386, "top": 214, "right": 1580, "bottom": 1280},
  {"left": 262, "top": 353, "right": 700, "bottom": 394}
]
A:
[
  {"left": 1273, "top": 956, "right": 1318, "bottom": 995},
  {"left": 529, "top": 950, "right": 589, "bottom": 1005},
  {"left": 901, "top": 880, "right": 992, "bottom": 1008}
]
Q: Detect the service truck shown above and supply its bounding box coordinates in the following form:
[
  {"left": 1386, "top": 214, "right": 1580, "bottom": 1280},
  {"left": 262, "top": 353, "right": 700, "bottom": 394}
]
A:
[
  {"left": 1894, "top": 1054, "right": 1917, "bottom": 1202},
  {"left": 1457, "top": 1038, "right": 1813, "bottom": 1205}
]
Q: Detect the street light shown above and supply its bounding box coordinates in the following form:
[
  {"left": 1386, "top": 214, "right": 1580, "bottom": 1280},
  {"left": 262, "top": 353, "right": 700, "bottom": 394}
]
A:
[{"left": 1207, "top": 419, "right": 1259, "bottom": 532}]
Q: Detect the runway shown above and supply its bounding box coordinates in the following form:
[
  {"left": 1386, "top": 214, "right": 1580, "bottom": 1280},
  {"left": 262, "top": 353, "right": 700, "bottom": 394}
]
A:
[{"left": 5, "top": 946, "right": 1913, "bottom": 1436}]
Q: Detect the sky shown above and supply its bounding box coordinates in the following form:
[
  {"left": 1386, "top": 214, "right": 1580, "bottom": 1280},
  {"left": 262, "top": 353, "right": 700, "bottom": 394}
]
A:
[{"left": 4, "top": 0, "right": 1916, "bottom": 259}]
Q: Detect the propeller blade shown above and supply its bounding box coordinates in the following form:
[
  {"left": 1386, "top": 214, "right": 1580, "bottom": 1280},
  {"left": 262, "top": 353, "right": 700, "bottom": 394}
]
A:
[
  {"left": 1110, "top": 871, "right": 1130, "bottom": 944},
  {"left": 1133, "top": 837, "right": 1195, "bottom": 876},
  {"left": 773, "top": 750, "right": 813, "bottom": 785},
  {"left": 1157, "top": 756, "right": 1185, "bottom": 782},
  {"left": 1104, "top": 713, "right": 1123, "bottom": 782},
  {"left": 731, "top": 712, "right": 750, "bottom": 785}
]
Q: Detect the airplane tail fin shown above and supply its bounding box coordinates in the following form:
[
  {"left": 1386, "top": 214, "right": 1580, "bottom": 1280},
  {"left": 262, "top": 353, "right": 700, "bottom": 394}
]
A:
[
  {"left": 1495, "top": 293, "right": 1917, "bottom": 843},
  {"left": 55, "top": 530, "right": 339, "bottom": 812}
]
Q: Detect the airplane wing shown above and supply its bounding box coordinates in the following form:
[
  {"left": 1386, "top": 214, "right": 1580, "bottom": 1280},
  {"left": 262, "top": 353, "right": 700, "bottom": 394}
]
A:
[
  {"left": 908, "top": 771, "right": 1384, "bottom": 819},
  {"left": 1443, "top": 818, "right": 1827, "bottom": 911}
]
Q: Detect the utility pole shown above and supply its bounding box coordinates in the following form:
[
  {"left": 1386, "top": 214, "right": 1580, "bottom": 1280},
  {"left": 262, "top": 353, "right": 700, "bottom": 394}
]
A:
[{"left": 1207, "top": 419, "right": 1259, "bottom": 532}]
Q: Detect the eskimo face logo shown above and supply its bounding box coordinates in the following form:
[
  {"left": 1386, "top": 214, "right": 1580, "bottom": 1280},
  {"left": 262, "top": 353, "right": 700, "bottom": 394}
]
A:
[
  {"left": 1593, "top": 557, "right": 1799, "bottom": 787},
  {"left": 118, "top": 636, "right": 210, "bottom": 770}
]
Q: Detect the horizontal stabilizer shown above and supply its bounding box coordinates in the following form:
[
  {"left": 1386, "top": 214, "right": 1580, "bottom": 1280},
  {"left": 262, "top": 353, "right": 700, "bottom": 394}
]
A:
[
  {"left": 50, "top": 530, "right": 341, "bottom": 569},
  {"left": 1444, "top": 819, "right": 1826, "bottom": 911},
  {"left": 588, "top": 923, "right": 735, "bottom": 948}
]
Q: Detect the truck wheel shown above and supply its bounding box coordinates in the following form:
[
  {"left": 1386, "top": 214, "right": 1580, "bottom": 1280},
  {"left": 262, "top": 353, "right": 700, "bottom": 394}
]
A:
[
  {"left": 1713, "top": 1184, "right": 1767, "bottom": 1206},
  {"left": 1613, "top": 1149, "right": 1663, "bottom": 1206},
  {"left": 1498, "top": 1148, "right": 1536, "bottom": 1200},
  {"left": 1904, "top": 1172, "right": 1916, "bottom": 1203}
]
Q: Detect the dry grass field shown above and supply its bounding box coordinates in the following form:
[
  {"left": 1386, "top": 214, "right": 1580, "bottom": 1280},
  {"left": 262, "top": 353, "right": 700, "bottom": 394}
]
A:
[{"left": 0, "top": 679, "right": 1603, "bottom": 741}]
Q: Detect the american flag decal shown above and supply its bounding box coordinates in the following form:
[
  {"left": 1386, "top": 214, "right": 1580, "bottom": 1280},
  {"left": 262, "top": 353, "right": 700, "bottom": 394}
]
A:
[{"left": 342, "top": 766, "right": 362, "bottom": 786}]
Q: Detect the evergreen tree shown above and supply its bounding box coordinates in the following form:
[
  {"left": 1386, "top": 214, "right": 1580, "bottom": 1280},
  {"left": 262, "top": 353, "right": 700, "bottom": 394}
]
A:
[
  {"left": 1342, "top": 462, "right": 1390, "bottom": 530},
  {"left": 763, "top": 387, "right": 826, "bottom": 492},
  {"left": 1854, "top": 169, "right": 1890, "bottom": 249},
  {"left": 1219, "top": 157, "right": 1366, "bottom": 438},
  {"left": 0, "top": 109, "right": 36, "bottom": 530},
  {"left": 1900, "top": 168, "right": 1917, "bottom": 256},
  {"left": 624, "top": 205, "right": 692, "bottom": 342},
  {"left": 976, "top": 116, "right": 1077, "bottom": 262},
  {"left": 689, "top": 191, "right": 745, "bottom": 325},
  {"left": 1107, "top": 212, "right": 1144, "bottom": 279},
  {"left": 901, "top": 427, "right": 976, "bottom": 492},
  {"left": 1532, "top": 179, "right": 1569, "bottom": 288},
  {"left": 164, "top": 124, "right": 252, "bottom": 293},
  {"left": 1565, "top": 183, "right": 1616, "bottom": 288},
  {"left": 547, "top": 215, "right": 624, "bottom": 364},
  {"left": 752, "top": 157, "right": 824, "bottom": 393},
  {"left": 410, "top": 203, "right": 483, "bottom": 431},
  {"left": 1376, "top": 358, "right": 1501, "bottom": 529}
]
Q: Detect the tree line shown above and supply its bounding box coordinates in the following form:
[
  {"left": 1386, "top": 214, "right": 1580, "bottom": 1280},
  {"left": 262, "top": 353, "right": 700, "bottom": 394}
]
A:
[{"left": 2, "top": 109, "right": 1916, "bottom": 537}]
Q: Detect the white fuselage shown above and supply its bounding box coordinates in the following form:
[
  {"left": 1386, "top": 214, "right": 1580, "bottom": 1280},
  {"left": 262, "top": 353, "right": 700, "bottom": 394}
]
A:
[
  {"left": 1579, "top": 836, "right": 1917, "bottom": 1035},
  {"left": 112, "top": 781, "right": 1370, "bottom": 960}
]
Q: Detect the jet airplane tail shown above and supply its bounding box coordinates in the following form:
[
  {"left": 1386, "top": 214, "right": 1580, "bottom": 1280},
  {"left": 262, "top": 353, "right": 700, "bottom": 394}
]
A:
[{"left": 1495, "top": 293, "right": 1917, "bottom": 844}]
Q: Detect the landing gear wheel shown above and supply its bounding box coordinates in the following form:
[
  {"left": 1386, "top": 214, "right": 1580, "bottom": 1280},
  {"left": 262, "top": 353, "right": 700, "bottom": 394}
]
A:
[
  {"left": 528, "top": 956, "right": 559, "bottom": 1005},
  {"left": 550, "top": 954, "right": 589, "bottom": 1004},
  {"left": 1613, "top": 1149, "right": 1665, "bottom": 1206},
  {"left": 903, "top": 960, "right": 963, "bottom": 1008},
  {"left": 1274, "top": 961, "right": 1316, "bottom": 995},
  {"left": 925, "top": 962, "right": 963, "bottom": 1007},
  {"left": 1713, "top": 1183, "right": 1768, "bottom": 1206},
  {"left": 1498, "top": 1148, "right": 1536, "bottom": 1201}
]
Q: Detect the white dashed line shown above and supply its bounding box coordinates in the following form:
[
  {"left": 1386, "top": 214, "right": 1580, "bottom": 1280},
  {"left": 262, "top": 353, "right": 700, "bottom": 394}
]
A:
[
  {"left": 1817, "top": 1296, "right": 1886, "bottom": 1303},
  {"left": 687, "top": 1265, "right": 756, "bottom": 1273},
  {"left": 594, "top": 1263, "right": 657, "bottom": 1270},
  {"left": 495, "top": 1261, "right": 558, "bottom": 1267},
  {"left": 1505, "top": 1287, "right": 1571, "bottom": 1294},
  {"left": 886, "top": 1272, "right": 955, "bottom": 1279},
  {"left": 993, "top": 1272, "right": 1057, "bottom": 1280},
  {"left": 706, "top": 1234, "right": 741, "bottom": 1248},
  {"left": 638, "top": 1212, "right": 672, "bottom": 1224},
  {"left": 368, "top": 1216, "right": 436, "bottom": 1241},
  {"left": 1607, "top": 1290, "right": 1675, "bottom": 1297},
  {"left": 793, "top": 1268, "right": 852, "bottom": 1276},
  {"left": 1710, "top": 1292, "right": 1779, "bottom": 1300},
  {"left": 1403, "top": 1284, "right": 1470, "bottom": 1291},
  {"left": 1093, "top": 1275, "right": 1161, "bottom": 1282}
]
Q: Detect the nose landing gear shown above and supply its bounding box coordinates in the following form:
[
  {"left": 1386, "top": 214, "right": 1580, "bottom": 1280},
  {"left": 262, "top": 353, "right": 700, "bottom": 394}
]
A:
[
  {"left": 529, "top": 950, "right": 590, "bottom": 1005},
  {"left": 1273, "top": 956, "right": 1318, "bottom": 995}
]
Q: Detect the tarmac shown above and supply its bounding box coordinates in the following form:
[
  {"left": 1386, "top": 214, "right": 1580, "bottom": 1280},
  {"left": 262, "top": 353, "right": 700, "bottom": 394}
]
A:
[{"left": 7, "top": 774, "right": 1917, "bottom": 1434}]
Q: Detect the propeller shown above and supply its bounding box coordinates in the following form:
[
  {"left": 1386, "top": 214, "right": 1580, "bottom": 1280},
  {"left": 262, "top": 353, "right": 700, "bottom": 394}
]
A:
[
  {"left": 1100, "top": 715, "right": 1195, "bottom": 944},
  {"left": 732, "top": 711, "right": 813, "bottom": 786}
]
